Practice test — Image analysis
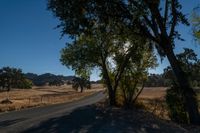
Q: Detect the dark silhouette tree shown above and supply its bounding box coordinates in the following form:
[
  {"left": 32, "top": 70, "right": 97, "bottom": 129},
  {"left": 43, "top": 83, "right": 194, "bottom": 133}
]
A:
[
  {"left": 164, "top": 48, "right": 200, "bottom": 87},
  {"left": 128, "top": 1, "right": 200, "bottom": 123}
]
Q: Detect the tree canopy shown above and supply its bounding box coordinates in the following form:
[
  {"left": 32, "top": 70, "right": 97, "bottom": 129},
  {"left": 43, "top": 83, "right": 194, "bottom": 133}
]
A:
[
  {"left": 0, "top": 67, "right": 32, "bottom": 91},
  {"left": 48, "top": 0, "right": 200, "bottom": 124}
]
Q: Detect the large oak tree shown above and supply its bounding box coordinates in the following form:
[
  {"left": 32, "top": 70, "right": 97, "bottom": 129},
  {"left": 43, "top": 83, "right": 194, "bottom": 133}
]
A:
[{"left": 48, "top": 0, "right": 200, "bottom": 124}]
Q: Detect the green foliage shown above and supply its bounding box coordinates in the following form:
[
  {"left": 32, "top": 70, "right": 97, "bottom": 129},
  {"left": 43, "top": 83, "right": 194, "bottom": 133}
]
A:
[
  {"left": 57, "top": 6, "right": 155, "bottom": 104},
  {"left": 163, "top": 48, "right": 200, "bottom": 87},
  {"left": 166, "top": 83, "right": 189, "bottom": 124},
  {"left": 49, "top": 79, "right": 64, "bottom": 86},
  {"left": 48, "top": 0, "right": 200, "bottom": 123},
  {"left": 72, "top": 77, "right": 90, "bottom": 92},
  {"left": 119, "top": 45, "right": 157, "bottom": 108},
  {"left": 0, "top": 67, "right": 32, "bottom": 91},
  {"left": 17, "top": 79, "right": 32, "bottom": 89}
]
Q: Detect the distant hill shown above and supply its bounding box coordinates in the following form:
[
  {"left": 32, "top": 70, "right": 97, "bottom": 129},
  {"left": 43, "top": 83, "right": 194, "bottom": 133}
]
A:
[
  {"left": 24, "top": 73, "right": 75, "bottom": 86},
  {"left": 24, "top": 73, "right": 38, "bottom": 80}
]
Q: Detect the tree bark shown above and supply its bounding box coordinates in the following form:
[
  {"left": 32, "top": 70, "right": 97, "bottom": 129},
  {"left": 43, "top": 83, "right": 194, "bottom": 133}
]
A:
[
  {"left": 80, "top": 85, "right": 83, "bottom": 93},
  {"left": 132, "top": 82, "right": 145, "bottom": 104},
  {"left": 101, "top": 59, "right": 116, "bottom": 106},
  {"left": 108, "top": 90, "right": 116, "bottom": 106},
  {"left": 164, "top": 44, "right": 200, "bottom": 124}
]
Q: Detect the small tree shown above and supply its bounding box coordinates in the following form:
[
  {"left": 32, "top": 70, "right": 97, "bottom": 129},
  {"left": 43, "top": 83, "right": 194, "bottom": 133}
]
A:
[
  {"left": 0, "top": 67, "right": 32, "bottom": 101},
  {"left": 166, "top": 82, "right": 189, "bottom": 124},
  {"left": 72, "top": 77, "right": 90, "bottom": 93},
  {"left": 119, "top": 46, "right": 157, "bottom": 108}
]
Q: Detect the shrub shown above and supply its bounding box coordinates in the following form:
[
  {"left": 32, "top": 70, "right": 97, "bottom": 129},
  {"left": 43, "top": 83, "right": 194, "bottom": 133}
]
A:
[{"left": 165, "top": 83, "right": 189, "bottom": 124}]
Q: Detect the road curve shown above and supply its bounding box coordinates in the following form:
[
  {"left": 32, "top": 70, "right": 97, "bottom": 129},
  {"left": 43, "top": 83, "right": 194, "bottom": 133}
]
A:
[{"left": 0, "top": 91, "right": 105, "bottom": 133}]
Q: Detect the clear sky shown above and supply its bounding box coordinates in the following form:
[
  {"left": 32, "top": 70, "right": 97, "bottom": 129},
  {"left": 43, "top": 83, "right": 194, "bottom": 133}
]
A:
[{"left": 0, "top": 0, "right": 200, "bottom": 81}]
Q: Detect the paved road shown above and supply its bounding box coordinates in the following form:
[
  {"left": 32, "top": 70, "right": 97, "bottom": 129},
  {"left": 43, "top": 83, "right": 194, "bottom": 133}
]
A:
[{"left": 0, "top": 91, "right": 105, "bottom": 133}]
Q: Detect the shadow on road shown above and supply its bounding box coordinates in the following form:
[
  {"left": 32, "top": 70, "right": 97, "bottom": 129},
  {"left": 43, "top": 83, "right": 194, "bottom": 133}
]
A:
[
  {"left": 22, "top": 105, "right": 187, "bottom": 133},
  {"left": 0, "top": 118, "right": 27, "bottom": 128},
  {"left": 22, "top": 105, "right": 108, "bottom": 133}
]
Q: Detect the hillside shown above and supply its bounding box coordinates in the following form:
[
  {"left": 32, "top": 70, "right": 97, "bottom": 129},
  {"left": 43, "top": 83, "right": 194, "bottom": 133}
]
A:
[{"left": 24, "top": 73, "right": 75, "bottom": 86}]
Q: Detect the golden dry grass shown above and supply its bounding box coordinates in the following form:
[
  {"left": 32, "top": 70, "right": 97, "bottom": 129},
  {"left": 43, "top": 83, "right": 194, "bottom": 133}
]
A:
[
  {"left": 138, "top": 87, "right": 167, "bottom": 100},
  {"left": 0, "top": 84, "right": 104, "bottom": 112},
  {"left": 138, "top": 87, "right": 169, "bottom": 119}
]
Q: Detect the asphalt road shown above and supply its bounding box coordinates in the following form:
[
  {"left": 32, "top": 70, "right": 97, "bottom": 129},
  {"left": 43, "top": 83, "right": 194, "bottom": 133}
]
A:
[{"left": 0, "top": 91, "right": 105, "bottom": 133}]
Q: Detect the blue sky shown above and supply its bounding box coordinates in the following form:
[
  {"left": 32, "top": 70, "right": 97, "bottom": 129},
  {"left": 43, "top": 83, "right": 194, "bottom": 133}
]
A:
[{"left": 0, "top": 0, "right": 199, "bottom": 81}]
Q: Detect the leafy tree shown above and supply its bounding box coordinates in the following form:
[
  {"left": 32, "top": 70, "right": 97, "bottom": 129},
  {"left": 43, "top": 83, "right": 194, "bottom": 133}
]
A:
[
  {"left": 59, "top": 16, "right": 148, "bottom": 105},
  {"left": 16, "top": 79, "right": 33, "bottom": 89},
  {"left": 119, "top": 45, "right": 157, "bottom": 108},
  {"left": 164, "top": 49, "right": 200, "bottom": 123},
  {"left": 0, "top": 67, "right": 32, "bottom": 100},
  {"left": 128, "top": 0, "right": 200, "bottom": 124},
  {"left": 72, "top": 77, "right": 90, "bottom": 93},
  {"left": 166, "top": 83, "right": 189, "bottom": 124},
  {"left": 164, "top": 48, "right": 200, "bottom": 87},
  {"left": 48, "top": 0, "right": 199, "bottom": 123}
]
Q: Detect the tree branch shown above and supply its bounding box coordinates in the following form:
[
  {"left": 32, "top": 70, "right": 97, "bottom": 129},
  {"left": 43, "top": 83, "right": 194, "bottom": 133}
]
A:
[{"left": 169, "top": 0, "right": 177, "bottom": 38}]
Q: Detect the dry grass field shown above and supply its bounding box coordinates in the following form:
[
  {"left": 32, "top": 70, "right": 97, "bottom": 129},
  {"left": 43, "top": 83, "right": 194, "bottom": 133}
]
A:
[
  {"left": 138, "top": 87, "right": 169, "bottom": 119},
  {"left": 0, "top": 84, "right": 104, "bottom": 112},
  {"left": 139, "top": 87, "right": 167, "bottom": 100}
]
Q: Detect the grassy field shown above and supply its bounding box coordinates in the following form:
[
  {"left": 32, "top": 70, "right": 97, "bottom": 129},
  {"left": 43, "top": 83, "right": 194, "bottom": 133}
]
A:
[
  {"left": 138, "top": 87, "right": 200, "bottom": 120},
  {"left": 139, "top": 87, "right": 167, "bottom": 100},
  {"left": 0, "top": 84, "right": 104, "bottom": 112},
  {"left": 137, "top": 87, "right": 169, "bottom": 119}
]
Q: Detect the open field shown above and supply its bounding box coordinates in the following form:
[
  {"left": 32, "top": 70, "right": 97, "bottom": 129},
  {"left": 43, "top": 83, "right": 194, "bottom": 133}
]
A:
[
  {"left": 0, "top": 84, "right": 104, "bottom": 112},
  {"left": 138, "top": 87, "right": 169, "bottom": 119},
  {"left": 138, "top": 87, "right": 200, "bottom": 121},
  {"left": 139, "top": 87, "right": 167, "bottom": 100}
]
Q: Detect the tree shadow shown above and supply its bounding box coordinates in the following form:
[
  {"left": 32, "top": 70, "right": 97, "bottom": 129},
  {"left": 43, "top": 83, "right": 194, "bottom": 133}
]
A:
[
  {"left": 22, "top": 105, "right": 186, "bottom": 133},
  {"left": 22, "top": 105, "right": 107, "bottom": 133},
  {"left": 0, "top": 118, "right": 27, "bottom": 127}
]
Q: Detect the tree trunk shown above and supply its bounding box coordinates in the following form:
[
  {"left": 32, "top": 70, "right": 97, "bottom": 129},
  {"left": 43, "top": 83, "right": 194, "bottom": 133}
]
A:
[
  {"left": 164, "top": 44, "right": 200, "bottom": 124},
  {"left": 80, "top": 86, "right": 83, "bottom": 93},
  {"left": 132, "top": 82, "right": 145, "bottom": 104},
  {"left": 101, "top": 57, "right": 117, "bottom": 106},
  {"left": 108, "top": 89, "right": 116, "bottom": 106}
]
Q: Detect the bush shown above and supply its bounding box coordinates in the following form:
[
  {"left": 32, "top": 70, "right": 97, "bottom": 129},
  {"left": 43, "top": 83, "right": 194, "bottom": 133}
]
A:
[
  {"left": 17, "top": 79, "right": 33, "bottom": 89},
  {"left": 165, "top": 83, "right": 189, "bottom": 124}
]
